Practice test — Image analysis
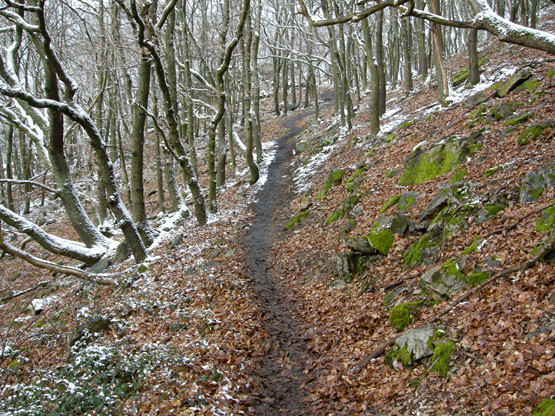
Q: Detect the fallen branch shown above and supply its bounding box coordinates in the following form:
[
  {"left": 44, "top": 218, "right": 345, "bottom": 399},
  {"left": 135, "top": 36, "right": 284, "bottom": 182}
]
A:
[
  {"left": 355, "top": 229, "right": 555, "bottom": 373},
  {"left": 484, "top": 200, "right": 555, "bottom": 240},
  {"left": 0, "top": 280, "right": 51, "bottom": 303},
  {"left": 0, "top": 239, "right": 118, "bottom": 286}
]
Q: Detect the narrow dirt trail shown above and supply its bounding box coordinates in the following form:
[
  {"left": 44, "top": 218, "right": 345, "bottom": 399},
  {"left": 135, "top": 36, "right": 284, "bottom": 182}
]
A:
[{"left": 244, "top": 110, "right": 314, "bottom": 415}]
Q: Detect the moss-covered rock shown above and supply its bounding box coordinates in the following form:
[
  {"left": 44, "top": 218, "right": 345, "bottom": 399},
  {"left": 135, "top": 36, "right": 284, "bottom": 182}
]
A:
[
  {"left": 403, "top": 234, "right": 438, "bottom": 267},
  {"left": 284, "top": 210, "right": 310, "bottom": 230},
  {"left": 449, "top": 169, "right": 467, "bottom": 184},
  {"left": 532, "top": 399, "right": 555, "bottom": 416},
  {"left": 341, "top": 194, "right": 359, "bottom": 211},
  {"left": 325, "top": 209, "right": 345, "bottom": 225},
  {"left": 462, "top": 235, "right": 481, "bottom": 255},
  {"left": 367, "top": 229, "right": 394, "bottom": 255},
  {"left": 504, "top": 112, "right": 534, "bottom": 127},
  {"left": 419, "top": 259, "right": 467, "bottom": 301},
  {"left": 497, "top": 69, "right": 533, "bottom": 97},
  {"left": 389, "top": 301, "right": 421, "bottom": 332},
  {"left": 344, "top": 236, "right": 378, "bottom": 255},
  {"left": 385, "top": 345, "right": 413, "bottom": 368},
  {"left": 379, "top": 195, "right": 401, "bottom": 213},
  {"left": 335, "top": 252, "right": 366, "bottom": 283},
  {"left": 394, "top": 325, "right": 439, "bottom": 362},
  {"left": 518, "top": 119, "right": 553, "bottom": 146},
  {"left": 520, "top": 164, "right": 555, "bottom": 203},
  {"left": 465, "top": 269, "right": 491, "bottom": 285},
  {"left": 399, "top": 131, "right": 482, "bottom": 186},
  {"left": 491, "top": 102, "right": 521, "bottom": 120},
  {"left": 429, "top": 340, "right": 455, "bottom": 375},
  {"left": 316, "top": 169, "right": 346, "bottom": 199},
  {"left": 398, "top": 191, "right": 417, "bottom": 210},
  {"left": 537, "top": 205, "right": 555, "bottom": 232}
]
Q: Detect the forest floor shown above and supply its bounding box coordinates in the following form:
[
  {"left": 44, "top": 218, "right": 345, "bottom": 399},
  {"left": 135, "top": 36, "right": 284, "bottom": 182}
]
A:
[{"left": 1, "top": 10, "right": 555, "bottom": 416}]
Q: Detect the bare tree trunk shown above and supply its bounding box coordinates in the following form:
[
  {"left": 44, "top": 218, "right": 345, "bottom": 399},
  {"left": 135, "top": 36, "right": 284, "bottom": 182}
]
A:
[
  {"left": 376, "top": 9, "right": 386, "bottom": 116},
  {"left": 468, "top": 28, "right": 480, "bottom": 85},
  {"left": 401, "top": 17, "right": 413, "bottom": 94},
  {"left": 361, "top": 16, "right": 380, "bottom": 137}
]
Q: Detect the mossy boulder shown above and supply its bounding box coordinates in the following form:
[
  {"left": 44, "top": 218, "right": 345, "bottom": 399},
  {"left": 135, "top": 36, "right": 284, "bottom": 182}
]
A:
[
  {"left": 497, "top": 69, "right": 533, "bottom": 97},
  {"left": 389, "top": 301, "right": 421, "bottom": 332},
  {"left": 429, "top": 340, "right": 456, "bottom": 375},
  {"left": 394, "top": 325, "right": 440, "bottom": 362},
  {"left": 504, "top": 112, "right": 534, "bottom": 127},
  {"left": 403, "top": 234, "right": 438, "bottom": 267},
  {"left": 519, "top": 164, "right": 555, "bottom": 203},
  {"left": 399, "top": 131, "right": 482, "bottom": 186},
  {"left": 399, "top": 191, "right": 418, "bottom": 210},
  {"left": 518, "top": 119, "right": 553, "bottom": 146},
  {"left": 536, "top": 205, "right": 555, "bottom": 232},
  {"left": 344, "top": 236, "right": 378, "bottom": 255},
  {"left": 335, "top": 252, "right": 381, "bottom": 282},
  {"left": 419, "top": 259, "right": 467, "bottom": 301},
  {"left": 379, "top": 195, "right": 401, "bottom": 213},
  {"left": 464, "top": 91, "right": 487, "bottom": 110},
  {"left": 416, "top": 183, "right": 463, "bottom": 230},
  {"left": 317, "top": 169, "right": 346, "bottom": 199},
  {"left": 491, "top": 102, "right": 522, "bottom": 120},
  {"left": 368, "top": 229, "right": 394, "bottom": 255}
]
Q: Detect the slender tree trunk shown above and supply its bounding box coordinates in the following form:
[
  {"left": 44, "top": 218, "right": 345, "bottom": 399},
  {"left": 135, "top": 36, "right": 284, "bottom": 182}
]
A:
[
  {"left": 362, "top": 16, "right": 380, "bottom": 137},
  {"left": 6, "top": 126, "right": 15, "bottom": 211},
  {"left": 376, "top": 9, "right": 386, "bottom": 116},
  {"left": 401, "top": 17, "right": 413, "bottom": 94},
  {"left": 430, "top": 0, "right": 450, "bottom": 105},
  {"left": 468, "top": 28, "right": 480, "bottom": 85}
]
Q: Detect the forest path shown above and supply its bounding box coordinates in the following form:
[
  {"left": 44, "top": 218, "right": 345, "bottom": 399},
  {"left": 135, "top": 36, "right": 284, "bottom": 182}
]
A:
[{"left": 244, "top": 109, "right": 315, "bottom": 415}]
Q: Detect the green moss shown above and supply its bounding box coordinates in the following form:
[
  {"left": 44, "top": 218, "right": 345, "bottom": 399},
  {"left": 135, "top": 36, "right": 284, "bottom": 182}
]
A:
[
  {"left": 536, "top": 206, "right": 555, "bottom": 232},
  {"left": 489, "top": 81, "right": 503, "bottom": 91},
  {"left": 518, "top": 122, "right": 551, "bottom": 146},
  {"left": 442, "top": 259, "right": 465, "bottom": 280},
  {"left": 468, "top": 142, "right": 483, "bottom": 155},
  {"left": 484, "top": 165, "right": 503, "bottom": 177},
  {"left": 379, "top": 195, "right": 401, "bottom": 213},
  {"left": 520, "top": 79, "right": 541, "bottom": 92},
  {"left": 469, "top": 104, "right": 487, "bottom": 120},
  {"left": 504, "top": 112, "right": 534, "bottom": 127},
  {"left": 533, "top": 399, "right": 555, "bottom": 416},
  {"left": 389, "top": 302, "right": 421, "bottom": 332},
  {"left": 344, "top": 168, "right": 368, "bottom": 193},
  {"left": 399, "top": 120, "right": 416, "bottom": 130},
  {"left": 341, "top": 194, "right": 360, "bottom": 211},
  {"left": 462, "top": 235, "right": 482, "bottom": 255},
  {"left": 384, "top": 168, "right": 398, "bottom": 178},
  {"left": 548, "top": 70, "right": 555, "bottom": 78},
  {"left": 284, "top": 210, "right": 310, "bottom": 230},
  {"left": 385, "top": 345, "right": 413, "bottom": 367},
  {"left": 368, "top": 229, "right": 394, "bottom": 255},
  {"left": 399, "top": 149, "right": 458, "bottom": 186},
  {"left": 325, "top": 209, "right": 345, "bottom": 225},
  {"left": 384, "top": 133, "right": 396, "bottom": 143},
  {"left": 344, "top": 219, "right": 357, "bottom": 234},
  {"left": 317, "top": 169, "right": 346, "bottom": 199},
  {"left": 466, "top": 270, "right": 490, "bottom": 285},
  {"left": 403, "top": 234, "right": 437, "bottom": 267},
  {"left": 398, "top": 196, "right": 415, "bottom": 211},
  {"left": 452, "top": 67, "right": 469, "bottom": 87},
  {"left": 449, "top": 169, "right": 467, "bottom": 184},
  {"left": 484, "top": 204, "right": 504, "bottom": 217},
  {"left": 429, "top": 341, "right": 455, "bottom": 375}
]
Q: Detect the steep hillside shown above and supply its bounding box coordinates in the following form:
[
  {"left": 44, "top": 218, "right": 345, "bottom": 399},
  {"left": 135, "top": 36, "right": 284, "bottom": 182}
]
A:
[{"left": 1, "top": 13, "right": 555, "bottom": 416}]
